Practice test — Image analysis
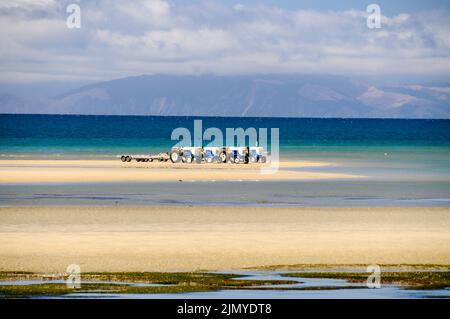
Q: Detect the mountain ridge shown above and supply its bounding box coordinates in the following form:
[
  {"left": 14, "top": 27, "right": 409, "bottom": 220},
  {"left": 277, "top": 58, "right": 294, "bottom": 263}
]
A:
[{"left": 1, "top": 74, "right": 449, "bottom": 118}]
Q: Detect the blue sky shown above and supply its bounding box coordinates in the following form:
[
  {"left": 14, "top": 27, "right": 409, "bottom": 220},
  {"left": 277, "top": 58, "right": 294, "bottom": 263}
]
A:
[
  {"left": 1, "top": 0, "right": 450, "bottom": 84},
  {"left": 171, "top": 0, "right": 450, "bottom": 15}
]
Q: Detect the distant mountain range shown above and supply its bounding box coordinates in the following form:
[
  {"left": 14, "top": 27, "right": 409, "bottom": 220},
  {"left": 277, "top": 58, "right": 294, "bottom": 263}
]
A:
[{"left": 1, "top": 74, "right": 450, "bottom": 118}]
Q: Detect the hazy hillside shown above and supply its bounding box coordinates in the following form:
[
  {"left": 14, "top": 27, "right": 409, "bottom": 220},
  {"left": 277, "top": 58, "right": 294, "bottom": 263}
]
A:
[{"left": 1, "top": 74, "right": 449, "bottom": 118}]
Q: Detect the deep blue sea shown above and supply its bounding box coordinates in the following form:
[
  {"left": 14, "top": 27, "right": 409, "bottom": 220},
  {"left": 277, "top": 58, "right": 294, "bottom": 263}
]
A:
[{"left": 1, "top": 114, "right": 449, "bottom": 157}]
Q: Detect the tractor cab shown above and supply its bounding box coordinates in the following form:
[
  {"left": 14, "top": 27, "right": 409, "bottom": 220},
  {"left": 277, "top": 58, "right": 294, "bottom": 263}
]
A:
[
  {"left": 203, "top": 147, "right": 219, "bottom": 163},
  {"left": 170, "top": 146, "right": 203, "bottom": 163},
  {"left": 227, "top": 146, "right": 249, "bottom": 164},
  {"left": 249, "top": 146, "right": 266, "bottom": 163}
]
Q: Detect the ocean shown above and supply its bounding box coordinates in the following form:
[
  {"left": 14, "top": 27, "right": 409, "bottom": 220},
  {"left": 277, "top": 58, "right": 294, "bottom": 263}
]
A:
[
  {"left": 1, "top": 114, "right": 449, "bottom": 207},
  {"left": 1, "top": 114, "right": 449, "bottom": 157}
]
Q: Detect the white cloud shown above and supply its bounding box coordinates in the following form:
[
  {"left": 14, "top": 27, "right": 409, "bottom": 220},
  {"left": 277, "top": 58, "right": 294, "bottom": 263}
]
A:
[
  {"left": 0, "top": 0, "right": 56, "bottom": 10},
  {"left": 1, "top": 0, "right": 450, "bottom": 83},
  {"left": 112, "top": 0, "right": 173, "bottom": 29}
]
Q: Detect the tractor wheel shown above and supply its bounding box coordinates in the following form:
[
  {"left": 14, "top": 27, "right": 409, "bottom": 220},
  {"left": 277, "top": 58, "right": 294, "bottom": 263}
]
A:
[
  {"left": 170, "top": 151, "right": 180, "bottom": 163},
  {"left": 121, "top": 156, "right": 127, "bottom": 162},
  {"left": 126, "top": 156, "right": 132, "bottom": 162}
]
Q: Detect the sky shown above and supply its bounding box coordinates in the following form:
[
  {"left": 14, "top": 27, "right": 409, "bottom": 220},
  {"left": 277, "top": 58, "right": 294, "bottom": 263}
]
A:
[
  {"left": 1, "top": 0, "right": 450, "bottom": 85},
  {"left": 171, "top": 0, "right": 450, "bottom": 15}
]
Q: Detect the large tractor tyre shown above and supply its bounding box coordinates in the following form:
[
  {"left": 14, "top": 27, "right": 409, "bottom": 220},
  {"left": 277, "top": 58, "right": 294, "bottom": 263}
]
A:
[
  {"left": 219, "top": 152, "right": 227, "bottom": 163},
  {"left": 121, "top": 156, "right": 127, "bottom": 162},
  {"left": 126, "top": 156, "right": 132, "bottom": 162},
  {"left": 170, "top": 151, "right": 181, "bottom": 163}
]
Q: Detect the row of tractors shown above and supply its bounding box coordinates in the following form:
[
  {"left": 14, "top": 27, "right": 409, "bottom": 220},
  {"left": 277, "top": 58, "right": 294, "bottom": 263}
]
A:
[{"left": 119, "top": 146, "right": 267, "bottom": 164}]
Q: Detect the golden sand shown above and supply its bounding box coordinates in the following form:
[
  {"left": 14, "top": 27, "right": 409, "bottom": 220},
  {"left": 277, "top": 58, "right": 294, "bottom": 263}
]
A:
[
  {"left": 0, "top": 206, "right": 448, "bottom": 272},
  {"left": 0, "top": 159, "right": 360, "bottom": 184}
]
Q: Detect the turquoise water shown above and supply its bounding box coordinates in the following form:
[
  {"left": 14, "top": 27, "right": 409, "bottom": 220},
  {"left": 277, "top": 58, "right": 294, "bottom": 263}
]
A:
[
  {"left": 1, "top": 114, "right": 449, "bottom": 206},
  {"left": 1, "top": 114, "right": 449, "bottom": 175},
  {"left": 2, "top": 114, "right": 449, "bottom": 179}
]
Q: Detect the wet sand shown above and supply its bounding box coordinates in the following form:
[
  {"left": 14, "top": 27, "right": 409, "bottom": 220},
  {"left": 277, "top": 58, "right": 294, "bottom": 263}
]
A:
[
  {"left": 0, "top": 159, "right": 360, "bottom": 184},
  {"left": 0, "top": 206, "right": 448, "bottom": 272}
]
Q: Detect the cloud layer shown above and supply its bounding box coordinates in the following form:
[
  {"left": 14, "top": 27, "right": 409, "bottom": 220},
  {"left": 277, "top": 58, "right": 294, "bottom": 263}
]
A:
[{"left": 1, "top": 0, "right": 450, "bottom": 82}]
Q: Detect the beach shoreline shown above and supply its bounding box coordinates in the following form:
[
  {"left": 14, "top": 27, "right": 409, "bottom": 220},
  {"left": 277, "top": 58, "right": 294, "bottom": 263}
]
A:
[
  {"left": 0, "top": 206, "right": 449, "bottom": 272},
  {"left": 0, "top": 159, "right": 361, "bottom": 184}
]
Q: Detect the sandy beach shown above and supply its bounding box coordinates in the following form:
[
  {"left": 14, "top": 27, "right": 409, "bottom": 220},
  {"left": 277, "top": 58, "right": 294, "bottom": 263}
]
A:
[
  {"left": 0, "top": 159, "right": 360, "bottom": 184},
  {"left": 0, "top": 206, "right": 448, "bottom": 272}
]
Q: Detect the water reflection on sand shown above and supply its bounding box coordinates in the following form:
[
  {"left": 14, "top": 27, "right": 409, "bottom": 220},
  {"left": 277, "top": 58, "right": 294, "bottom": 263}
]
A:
[{"left": 6, "top": 271, "right": 446, "bottom": 299}]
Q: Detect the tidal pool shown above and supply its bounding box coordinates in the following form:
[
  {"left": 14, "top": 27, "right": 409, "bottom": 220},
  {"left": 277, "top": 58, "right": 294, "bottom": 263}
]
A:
[{"left": 4, "top": 271, "right": 445, "bottom": 299}]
